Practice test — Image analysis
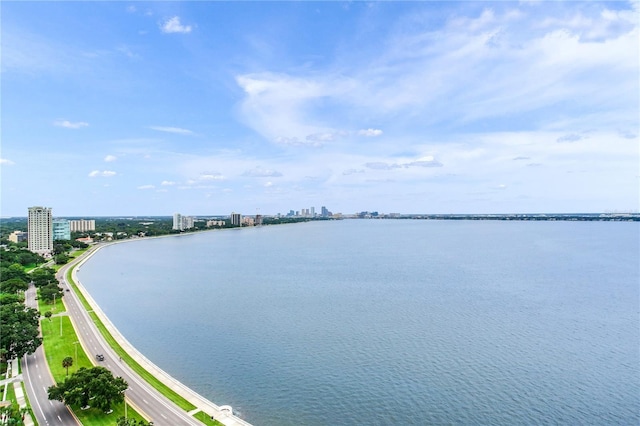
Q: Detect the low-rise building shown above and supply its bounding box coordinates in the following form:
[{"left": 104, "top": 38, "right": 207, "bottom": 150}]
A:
[{"left": 8, "top": 231, "right": 28, "bottom": 243}]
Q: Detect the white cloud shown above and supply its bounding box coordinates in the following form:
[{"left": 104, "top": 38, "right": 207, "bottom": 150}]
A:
[
  {"left": 0, "top": 158, "right": 15, "bottom": 165},
  {"left": 161, "top": 180, "right": 176, "bottom": 186},
  {"left": 88, "top": 170, "right": 116, "bottom": 177},
  {"left": 365, "top": 157, "right": 443, "bottom": 170},
  {"left": 54, "top": 120, "right": 88, "bottom": 129},
  {"left": 137, "top": 185, "right": 155, "bottom": 190},
  {"left": 358, "top": 128, "right": 383, "bottom": 137},
  {"left": 160, "top": 16, "right": 193, "bottom": 34},
  {"left": 198, "top": 172, "right": 224, "bottom": 181},
  {"left": 343, "top": 168, "right": 365, "bottom": 175},
  {"left": 242, "top": 167, "right": 283, "bottom": 177},
  {"left": 148, "top": 126, "right": 194, "bottom": 135},
  {"left": 306, "top": 132, "right": 342, "bottom": 142},
  {"left": 104, "top": 155, "right": 117, "bottom": 162},
  {"left": 235, "top": 5, "right": 638, "bottom": 146}
]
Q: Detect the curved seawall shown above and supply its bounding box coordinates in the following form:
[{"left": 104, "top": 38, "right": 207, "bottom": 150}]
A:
[{"left": 72, "top": 241, "right": 253, "bottom": 426}]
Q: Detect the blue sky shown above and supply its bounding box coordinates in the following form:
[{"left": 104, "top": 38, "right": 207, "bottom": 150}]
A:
[{"left": 1, "top": 1, "right": 638, "bottom": 217}]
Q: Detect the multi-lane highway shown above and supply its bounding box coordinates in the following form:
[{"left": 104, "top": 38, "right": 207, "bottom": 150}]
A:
[
  {"left": 22, "top": 282, "right": 79, "bottom": 425},
  {"left": 22, "top": 249, "right": 207, "bottom": 426}
]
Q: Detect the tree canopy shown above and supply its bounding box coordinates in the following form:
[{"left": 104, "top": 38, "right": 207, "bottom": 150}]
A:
[
  {"left": 116, "top": 417, "right": 153, "bottom": 426},
  {"left": 48, "top": 366, "right": 128, "bottom": 413},
  {"left": 39, "top": 283, "right": 63, "bottom": 304},
  {"left": 30, "top": 267, "right": 57, "bottom": 288},
  {"left": 0, "top": 302, "right": 42, "bottom": 361},
  {"left": 0, "top": 277, "right": 29, "bottom": 293}
]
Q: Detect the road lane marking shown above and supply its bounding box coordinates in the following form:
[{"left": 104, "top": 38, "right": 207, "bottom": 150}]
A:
[{"left": 25, "top": 356, "right": 50, "bottom": 424}]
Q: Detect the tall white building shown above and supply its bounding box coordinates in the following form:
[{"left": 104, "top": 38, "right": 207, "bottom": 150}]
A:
[
  {"left": 28, "top": 206, "right": 53, "bottom": 255},
  {"left": 173, "top": 213, "right": 183, "bottom": 230},
  {"left": 173, "top": 213, "right": 194, "bottom": 231}
]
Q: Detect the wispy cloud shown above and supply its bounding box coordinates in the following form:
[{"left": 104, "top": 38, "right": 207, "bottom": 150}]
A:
[
  {"left": 343, "top": 168, "right": 365, "bottom": 175},
  {"left": 160, "top": 16, "right": 193, "bottom": 34},
  {"left": 0, "top": 158, "right": 15, "bottom": 165},
  {"left": 196, "top": 172, "right": 224, "bottom": 181},
  {"left": 358, "top": 128, "right": 383, "bottom": 137},
  {"left": 88, "top": 170, "right": 116, "bottom": 177},
  {"left": 54, "top": 120, "right": 88, "bottom": 129},
  {"left": 148, "top": 126, "right": 194, "bottom": 135},
  {"left": 236, "top": 5, "right": 638, "bottom": 145},
  {"left": 104, "top": 155, "right": 117, "bottom": 162},
  {"left": 137, "top": 184, "right": 155, "bottom": 190},
  {"left": 365, "top": 157, "right": 443, "bottom": 170},
  {"left": 161, "top": 180, "right": 176, "bottom": 186},
  {"left": 242, "top": 167, "right": 283, "bottom": 177},
  {"left": 557, "top": 133, "right": 583, "bottom": 143}
]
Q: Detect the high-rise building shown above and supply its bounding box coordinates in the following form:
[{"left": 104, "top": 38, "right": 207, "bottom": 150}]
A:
[
  {"left": 28, "top": 206, "right": 53, "bottom": 255},
  {"left": 173, "top": 213, "right": 183, "bottom": 230},
  {"left": 173, "top": 213, "right": 194, "bottom": 231},
  {"left": 310, "top": 207, "right": 315, "bottom": 217},
  {"left": 230, "top": 212, "right": 242, "bottom": 226},
  {"left": 53, "top": 219, "right": 71, "bottom": 240}
]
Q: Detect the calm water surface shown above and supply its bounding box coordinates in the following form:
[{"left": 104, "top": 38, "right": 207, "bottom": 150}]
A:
[{"left": 78, "top": 220, "right": 639, "bottom": 425}]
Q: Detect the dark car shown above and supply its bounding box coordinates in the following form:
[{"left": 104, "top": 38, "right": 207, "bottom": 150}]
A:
[{"left": 95, "top": 354, "right": 105, "bottom": 361}]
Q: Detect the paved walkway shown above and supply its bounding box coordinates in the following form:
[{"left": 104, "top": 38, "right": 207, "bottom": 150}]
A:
[{"left": 1, "top": 359, "right": 35, "bottom": 426}]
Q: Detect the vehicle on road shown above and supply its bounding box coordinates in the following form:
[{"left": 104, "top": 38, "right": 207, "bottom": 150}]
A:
[{"left": 95, "top": 354, "right": 105, "bottom": 361}]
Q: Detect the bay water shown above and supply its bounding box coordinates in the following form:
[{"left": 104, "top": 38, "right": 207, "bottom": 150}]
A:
[{"left": 77, "top": 219, "right": 639, "bottom": 425}]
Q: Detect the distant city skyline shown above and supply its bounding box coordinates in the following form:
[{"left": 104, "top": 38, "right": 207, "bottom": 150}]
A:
[{"left": 1, "top": 1, "right": 638, "bottom": 216}]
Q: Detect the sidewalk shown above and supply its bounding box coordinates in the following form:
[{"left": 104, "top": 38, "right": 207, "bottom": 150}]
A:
[{"left": 4, "top": 359, "right": 35, "bottom": 426}]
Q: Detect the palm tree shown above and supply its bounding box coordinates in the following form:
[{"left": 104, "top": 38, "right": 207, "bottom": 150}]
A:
[{"left": 62, "top": 356, "right": 73, "bottom": 376}]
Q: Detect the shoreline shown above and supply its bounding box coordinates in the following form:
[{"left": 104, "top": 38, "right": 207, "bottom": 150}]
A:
[{"left": 70, "top": 241, "right": 252, "bottom": 426}]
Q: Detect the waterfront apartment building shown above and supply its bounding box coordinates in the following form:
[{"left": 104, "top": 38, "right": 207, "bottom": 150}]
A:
[
  {"left": 173, "top": 213, "right": 195, "bottom": 231},
  {"left": 230, "top": 212, "right": 242, "bottom": 226},
  {"left": 69, "top": 219, "right": 96, "bottom": 232},
  {"left": 28, "top": 206, "right": 53, "bottom": 255},
  {"left": 53, "top": 219, "right": 71, "bottom": 240}
]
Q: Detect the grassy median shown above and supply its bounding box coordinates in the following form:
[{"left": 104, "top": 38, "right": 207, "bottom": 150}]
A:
[{"left": 40, "top": 306, "right": 149, "bottom": 425}]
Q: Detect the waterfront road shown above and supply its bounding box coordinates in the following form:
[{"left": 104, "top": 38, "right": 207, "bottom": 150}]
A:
[
  {"left": 61, "top": 251, "right": 206, "bottom": 425},
  {"left": 22, "top": 249, "right": 205, "bottom": 426},
  {"left": 23, "top": 282, "right": 80, "bottom": 426}
]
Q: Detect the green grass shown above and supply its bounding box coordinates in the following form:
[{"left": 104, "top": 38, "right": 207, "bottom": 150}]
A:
[
  {"left": 37, "top": 292, "right": 66, "bottom": 316},
  {"left": 39, "top": 307, "right": 150, "bottom": 425},
  {"left": 71, "top": 248, "right": 89, "bottom": 258},
  {"left": 40, "top": 316, "right": 92, "bottom": 381},
  {"left": 194, "top": 410, "right": 224, "bottom": 426},
  {"left": 4, "top": 379, "right": 16, "bottom": 402},
  {"left": 65, "top": 401, "right": 149, "bottom": 426}
]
